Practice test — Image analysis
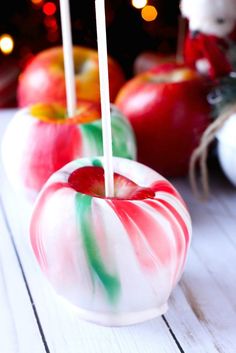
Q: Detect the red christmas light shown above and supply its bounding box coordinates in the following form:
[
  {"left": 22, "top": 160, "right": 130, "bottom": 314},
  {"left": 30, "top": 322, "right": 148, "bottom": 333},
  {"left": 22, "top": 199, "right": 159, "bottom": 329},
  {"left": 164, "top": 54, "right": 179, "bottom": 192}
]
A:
[
  {"left": 44, "top": 16, "right": 58, "bottom": 31},
  {"left": 43, "top": 2, "right": 57, "bottom": 16}
]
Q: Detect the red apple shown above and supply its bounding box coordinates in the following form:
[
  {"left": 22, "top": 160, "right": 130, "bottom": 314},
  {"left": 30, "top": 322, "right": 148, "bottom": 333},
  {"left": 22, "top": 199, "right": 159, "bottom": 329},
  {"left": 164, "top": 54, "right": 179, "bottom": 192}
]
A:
[
  {"left": 133, "top": 52, "right": 176, "bottom": 75},
  {"left": 17, "top": 46, "right": 126, "bottom": 107},
  {"left": 115, "top": 63, "right": 211, "bottom": 177},
  {"left": 68, "top": 165, "right": 155, "bottom": 200}
]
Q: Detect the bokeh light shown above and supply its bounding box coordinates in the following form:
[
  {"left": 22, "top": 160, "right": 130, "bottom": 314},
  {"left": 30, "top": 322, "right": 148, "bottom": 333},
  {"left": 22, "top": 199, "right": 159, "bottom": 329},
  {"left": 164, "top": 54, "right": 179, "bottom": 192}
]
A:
[
  {"left": 141, "top": 5, "right": 158, "bottom": 22},
  {"left": 43, "top": 2, "right": 57, "bottom": 16},
  {"left": 31, "top": 0, "right": 43, "bottom": 5},
  {"left": 47, "top": 31, "right": 59, "bottom": 42},
  {"left": 44, "top": 16, "right": 58, "bottom": 31},
  {"left": 131, "top": 0, "right": 147, "bottom": 9},
  {"left": 0, "top": 34, "right": 14, "bottom": 55}
]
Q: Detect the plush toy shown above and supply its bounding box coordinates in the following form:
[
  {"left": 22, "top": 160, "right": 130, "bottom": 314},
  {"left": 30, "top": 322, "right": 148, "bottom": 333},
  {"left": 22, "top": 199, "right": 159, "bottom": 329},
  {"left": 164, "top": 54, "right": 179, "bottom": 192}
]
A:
[{"left": 180, "top": 0, "right": 236, "bottom": 79}]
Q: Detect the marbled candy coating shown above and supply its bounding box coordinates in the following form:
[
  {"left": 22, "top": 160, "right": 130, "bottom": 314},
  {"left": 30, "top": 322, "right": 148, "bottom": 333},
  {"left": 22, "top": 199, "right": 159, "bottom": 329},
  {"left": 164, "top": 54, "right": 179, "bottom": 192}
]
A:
[
  {"left": 30, "top": 157, "right": 192, "bottom": 326},
  {"left": 1, "top": 105, "right": 136, "bottom": 200}
]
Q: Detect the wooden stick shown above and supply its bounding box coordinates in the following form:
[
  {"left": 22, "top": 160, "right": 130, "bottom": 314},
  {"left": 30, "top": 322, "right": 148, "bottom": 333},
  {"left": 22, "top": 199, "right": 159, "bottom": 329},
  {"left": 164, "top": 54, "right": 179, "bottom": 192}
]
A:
[
  {"left": 59, "top": 0, "right": 77, "bottom": 117},
  {"left": 95, "top": 0, "right": 114, "bottom": 198}
]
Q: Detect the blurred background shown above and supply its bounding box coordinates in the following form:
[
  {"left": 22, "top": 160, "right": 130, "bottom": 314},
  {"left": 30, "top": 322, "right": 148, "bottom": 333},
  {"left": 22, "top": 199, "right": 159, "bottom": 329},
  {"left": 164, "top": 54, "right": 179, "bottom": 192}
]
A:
[{"left": 0, "top": 0, "right": 180, "bottom": 107}]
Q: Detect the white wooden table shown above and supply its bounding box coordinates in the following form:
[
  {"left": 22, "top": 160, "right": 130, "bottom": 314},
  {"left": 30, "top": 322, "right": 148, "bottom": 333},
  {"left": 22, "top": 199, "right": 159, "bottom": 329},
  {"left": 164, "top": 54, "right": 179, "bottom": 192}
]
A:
[{"left": 0, "top": 109, "right": 236, "bottom": 353}]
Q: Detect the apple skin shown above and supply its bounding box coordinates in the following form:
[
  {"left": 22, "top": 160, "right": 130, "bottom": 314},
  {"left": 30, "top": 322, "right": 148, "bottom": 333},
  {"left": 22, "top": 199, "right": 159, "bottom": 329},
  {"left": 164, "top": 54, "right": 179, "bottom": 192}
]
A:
[
  {"left": 17, "top": 46, "right": 126, "bottom": 107},
  {"left": 115, "top": 63, "right": 211, "bottom": 177},
  {"left": 30, "top": 156, "right": 191, "bottom": 326},
  {"left": 1, "top": 102, "right": 136, "bottom": 200},
  {"left": 68, "top": 165, "right": 155, "bottom": 199}
]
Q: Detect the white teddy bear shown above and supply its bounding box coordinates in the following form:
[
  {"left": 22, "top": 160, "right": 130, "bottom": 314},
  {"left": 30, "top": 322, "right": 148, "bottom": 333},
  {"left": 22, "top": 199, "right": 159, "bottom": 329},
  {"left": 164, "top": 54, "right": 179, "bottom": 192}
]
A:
[{"left": 180, "top": 0, "right": 236, "bottom": 78}]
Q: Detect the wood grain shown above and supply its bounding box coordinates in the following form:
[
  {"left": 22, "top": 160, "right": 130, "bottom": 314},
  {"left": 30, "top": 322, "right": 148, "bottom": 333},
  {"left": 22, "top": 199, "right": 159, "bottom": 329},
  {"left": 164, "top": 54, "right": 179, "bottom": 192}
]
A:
[{"left": 0, "top": 201, "right": 46, "bottom": 353}]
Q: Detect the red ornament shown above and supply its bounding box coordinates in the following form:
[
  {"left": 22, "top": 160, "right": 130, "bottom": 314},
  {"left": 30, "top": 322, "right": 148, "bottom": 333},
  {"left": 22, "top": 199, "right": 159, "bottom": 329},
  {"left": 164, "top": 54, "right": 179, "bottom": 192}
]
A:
[{"left": 43, "top": 2, "right": 57, "bottom": 16}]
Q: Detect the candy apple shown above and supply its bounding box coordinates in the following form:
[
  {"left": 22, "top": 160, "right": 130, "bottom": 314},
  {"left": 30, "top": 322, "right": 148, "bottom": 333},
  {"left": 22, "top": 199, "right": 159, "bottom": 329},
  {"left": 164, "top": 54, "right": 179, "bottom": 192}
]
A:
[
  {"left": 115, "top": 63, "right": 211, "bottom": 177},
  {"left": 17, "top": 46, "right": 126, "bottom": 107},
  {"left": 1, "top": 102, "right": 136, "bottom": 200},
  {"left": 30, "top": 156, "right": 192, "bottom": 326}
]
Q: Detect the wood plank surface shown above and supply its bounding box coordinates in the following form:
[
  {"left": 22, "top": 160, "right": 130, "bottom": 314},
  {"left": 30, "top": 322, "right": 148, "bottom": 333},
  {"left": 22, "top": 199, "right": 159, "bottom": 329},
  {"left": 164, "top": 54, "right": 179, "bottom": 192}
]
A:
[
  {"left": 0, "top": 200, "right": 46, "bottom": 353},
  {"left": 167, "top": 177, "right": 236, "bottom": 353}
]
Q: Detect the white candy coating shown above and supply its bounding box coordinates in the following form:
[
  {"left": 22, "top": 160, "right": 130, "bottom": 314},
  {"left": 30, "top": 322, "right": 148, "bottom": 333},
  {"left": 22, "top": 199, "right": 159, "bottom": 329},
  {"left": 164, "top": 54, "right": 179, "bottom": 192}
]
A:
[{"left": 30, "top": 157, "right": 192, "bottom": 326}]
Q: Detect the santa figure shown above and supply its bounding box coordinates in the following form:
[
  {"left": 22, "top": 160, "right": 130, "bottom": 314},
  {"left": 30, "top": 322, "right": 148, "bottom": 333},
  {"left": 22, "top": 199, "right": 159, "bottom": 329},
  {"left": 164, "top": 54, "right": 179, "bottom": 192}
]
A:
[{"left": 180, "top": 0, "right": 236, "bottom": 79}]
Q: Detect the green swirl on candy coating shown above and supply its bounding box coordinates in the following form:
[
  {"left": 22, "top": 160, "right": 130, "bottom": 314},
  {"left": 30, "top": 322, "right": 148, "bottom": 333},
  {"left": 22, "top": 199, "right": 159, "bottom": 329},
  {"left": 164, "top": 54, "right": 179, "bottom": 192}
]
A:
[
  {"left": 75, "top": 192, "right": 121, "bottom": 303},
  {"left": 81, "top": 122, "right": 103, "bottom": 155},
  {"left": 111, "top": 114, "right": 136, "bottom": 160},
  {"left": 92, "top": 158, "right": 103, "bottom": 167},
  {"left": 80, "top": 113, "right": 136, "bottom": 160}
]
